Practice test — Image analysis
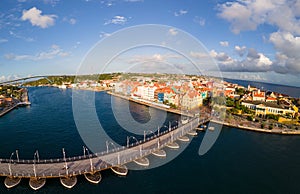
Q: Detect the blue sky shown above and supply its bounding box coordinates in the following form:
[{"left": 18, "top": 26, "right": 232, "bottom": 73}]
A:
[{"left": 0, "top": 0, "right": 300, "bottom": 86}]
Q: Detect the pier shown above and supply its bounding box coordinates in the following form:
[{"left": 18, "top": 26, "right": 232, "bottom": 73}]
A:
[
  {"left": 0, "top": 102, "right": 31, "bottom": 117},
  {"left": 0, "top": 116, "right": 209, "bottom": 190}
]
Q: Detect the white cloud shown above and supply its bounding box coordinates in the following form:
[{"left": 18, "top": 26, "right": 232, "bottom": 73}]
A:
[
  {"left": 168, "top": 28, "right": 178, "bottom": 36},
  {"left": 0, "top": 39, "right": 8, "bottom": 43},
  {"left": 100, "top": 0, "right": 143, "bottom": 7},
  {"left": 234, "top": 45, "right": 247, "bottom": 57},
  {"left": 104, "top": 15, "right": 128, "bottom": 25},
  {"left": 218, "top": 1, "right": 256, "bottom": 34},
  {"left": 210, "top": 49, "right": 234, "bottom": 65},
  {"left": 194, "top": 16, "right": 205, "bottom": 26},
  {"left": 4, "top": 44, "right": 70, "bottom": 61},
  {"left": 21, "top": 7, "right": 57, "bottom": 28},
  {"left": 270, "top": 31, "right": 300, "bottom": 74},
  {"left": 0, "top": 75, "right": 21, "bottom": 83},
  {"left": 218, "top": 1, "right": 300, "bottom": 74},
  {"left": 218, "top": 0, "right": 300, "bottom": 34},
  {"left": 99, "top": 31, "right": 111, "bottom": 38},
  {"left": 211, "top": 48, "right": 273, "bottom": 72},
  {"left": 43, "top": 0, "right": 60, "bottom": 6},
  {"left": 73, "top": 41, "right": 81, "bottom": 49},
  {"left": 63, "top": 17, "right": 76, "bottom": 25},
  {"left": 190, "top": 51, "right": 210, "bottom": 59},
  {"left": 174, "top": 9, "right": 188, "bottom": 17},
  {"left": 9, "top": 31, "right": 34, "bottom": 42},
  {"left": 128, "top": 53, "right": 182, "bottom": 64},
  {"left": 124, "top": 0, "right": 143, "bottom": 2},
  {"left": 220, "top": 41, "right": 229, "bottom": 47},
  {"left": 69, "top": 18, "right": 76, "bottom": 25}
]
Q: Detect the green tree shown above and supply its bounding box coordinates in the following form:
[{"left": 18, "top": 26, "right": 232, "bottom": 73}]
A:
[{"left": 226, "top": 97, "right": 235, "bottom": 107}]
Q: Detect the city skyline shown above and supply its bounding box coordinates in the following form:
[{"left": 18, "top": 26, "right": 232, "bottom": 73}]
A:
[{"left": 1, "top": 0, "right": 300, "bottom": 87}]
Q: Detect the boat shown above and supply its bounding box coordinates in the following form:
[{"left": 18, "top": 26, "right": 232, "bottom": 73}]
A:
[
  {"left": 195, "top": 127, "right": 205, "bottom": 131},
  {"left": 29, "top": 177, "right": 46, "bottom": 190},
  {"left": 177, "top": 135, "right": 190, "bottom": 142},
  {"left": 208, "top": 126, "right": 215, "bottom": 131},
  {"left": 111, "top": 165, "right": 128, "bottom": 176},
  {"left": 181, "top": 117, "right": 189, "bottom": 124},
  {"left": 84, "top": 171, "right": 102, "bottom": 184},
  {"left": 166, "top": 142, "right": 180, "bottom": 149},
  {"left": 187, "top": 130, "right": 197, "bottom": 136},
  {"left": 60, "top": 176, "right": 77, "bottom": 189},
  {"left": 4, "top": 176, "right": 21, "bottom": 189},
  {"left": 134, "top": 157, "right": 150, "bottom": 167},
  {"left": 152, "top": 149, "right": 166, "bottom": 157}
]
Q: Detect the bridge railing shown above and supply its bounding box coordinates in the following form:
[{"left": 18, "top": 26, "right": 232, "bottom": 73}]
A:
[{"left": 0, "top": 116, "right": 206, "bottom": 166}]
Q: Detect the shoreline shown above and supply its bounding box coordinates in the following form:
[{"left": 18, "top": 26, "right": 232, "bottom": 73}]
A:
[
  {"left": 0, "top": 102, "right": 31, "bottom": 118},
  {"left": 211, "top": 119, "right": 300, "bottom": 135},
  {"left": 107, "top": 91, "right": 194, "bottom": 117},
  {"left": 108, "top": 91, "right": 300, "bottom": 135},
  {"left": 0, "top": 103, "right": 19, "bottom": 117}
]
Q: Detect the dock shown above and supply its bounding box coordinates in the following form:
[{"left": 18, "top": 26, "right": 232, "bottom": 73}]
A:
[{"left": 0, "top": 101, "right": 31, "bottom": 117}]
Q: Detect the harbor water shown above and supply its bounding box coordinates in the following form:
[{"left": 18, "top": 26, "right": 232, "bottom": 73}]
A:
[{"left": 0, "top": 86, "right": 300, "bottom": 193}]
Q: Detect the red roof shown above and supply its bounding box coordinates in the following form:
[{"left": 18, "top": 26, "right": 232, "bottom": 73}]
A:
[
  {"left": 253, "top": 90, "right": 265, "bottom": 98},
  {"left": 266, "top": 97, "right": 277, "bottom": 101},
  {"left": 187, "top": 90, "right": 200, "bottom": 98}
]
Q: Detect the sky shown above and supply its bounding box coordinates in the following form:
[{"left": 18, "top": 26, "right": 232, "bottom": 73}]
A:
[{"left": 0, "top": 0, "right": 300, "bottom": 87}]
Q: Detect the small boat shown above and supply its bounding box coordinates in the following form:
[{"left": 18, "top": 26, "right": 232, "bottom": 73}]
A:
[
  {"left": 4, "top": 176, "right": 21, "bottom": 189},
  {"left": 166, "top": 142, "right": 180, "bottom": 149},
  {"left": 187, "top": 131, "right": 197, "bottom": 136},
  {"left": 208, "top": 126, "right": 215, "bottom": 131},
  {"left": 29, "top": 177, "right": 46, "bottom": 190},
  {"left": 60, "top": 176, "right": 77, "bottom": 189},
  {"left": 134, "top": 157, "right": 150, "bottom": 167},
  {"left": 181, "top": 117, "right": 189, "bottom": 124},
  {"left": 111, "top": 165, "right": 128, "bottom": 176},
  {"left": 152, "top": 149, "right": 166, "bottom": 157},
  {"left": 177, "top": 136, "right": 190, "bottom": 142},
  {"left": 195, "top": 127, "right": 205, "bottom": 131},
  {"left": 84, "top": 171, "right": 102, "bottom": 184}
]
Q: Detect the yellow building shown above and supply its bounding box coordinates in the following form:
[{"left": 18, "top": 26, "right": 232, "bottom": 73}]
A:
[{"left": 242, "top": 101, "right": 296, "bottom": 118}]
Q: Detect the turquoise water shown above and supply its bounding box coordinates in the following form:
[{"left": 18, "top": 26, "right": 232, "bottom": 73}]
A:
[{"left": 0, "top": 87, "right": 300, "bottom": 193}]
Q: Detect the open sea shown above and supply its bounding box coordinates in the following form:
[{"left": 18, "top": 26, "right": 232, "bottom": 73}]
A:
[{"left": 0, "top": 81, "right": 300, "bottom": 194}]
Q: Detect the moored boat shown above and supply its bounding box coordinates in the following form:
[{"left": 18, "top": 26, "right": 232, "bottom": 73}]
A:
[
  {"left": 133, "top": 157, "right": 150, "bottom": 167},
  {"left": 29, "top": 177, "right": 46, "bottom": 190},
  {"left": 178, "top": 135, "right": 190, "bottom": 142},
  {"left": 208, "top": 126, "right": 215, "bottom": 131},
  {"left": 166, "top": 142, "right": 180, "bottom": 149},
  {"left": 181, "top": 117, "right": 189, "bottom": 124},
  {"left": 60, "top": 176, "right": 77, "bottom": 189},
  {"left": 111, "top": 165, "right": 128, "bottom": 176},
  {"left": 4, "top": 176, "right": 21, "bottom": 189},
  {"left": 152, "top": 149, "right": 166, "bottom": 157},
  {"left": 187, "top": 130, "right": 197, "bottom": 136},
  {"left": 84, "top": 171, "right": 102, "bottom": 184}
]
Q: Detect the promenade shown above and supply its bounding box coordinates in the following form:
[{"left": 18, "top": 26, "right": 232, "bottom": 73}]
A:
[
  {"left": 0, "top": 101, "right": 31, "bottom": 117},
  {"left": 107, "top": 91, "right": 195, "bottom": 117},
  {"left": 211, "top": 118, "right": 300, "bottom": 135}
]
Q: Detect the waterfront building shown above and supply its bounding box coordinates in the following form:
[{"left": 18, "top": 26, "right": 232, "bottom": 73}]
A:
[
  {"left": 252, "top": 89, "right": 265, "bottom": 101},
  {"left": 181, "top": 90, "right": 203, "bottom": 110},
  {"left": 266, "top": 97, "right": 277, "bottom": 103},
  {"left": 241, "top": 101, "right": 296, "bottom": 118},
  {"left": 247, "top": 85, "right": 257, "bottom": 92},
  {"left": 154, "top": 88, "right": 164, "bottom": 103}
]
